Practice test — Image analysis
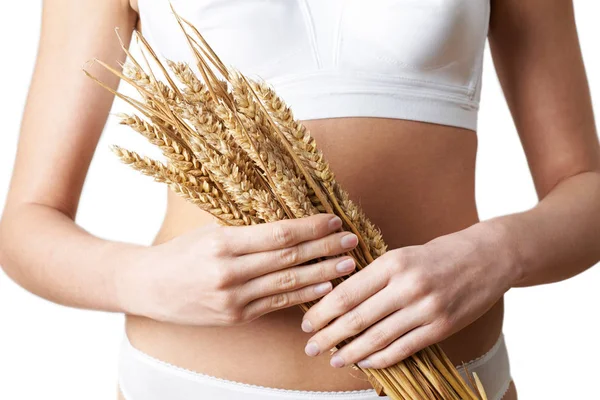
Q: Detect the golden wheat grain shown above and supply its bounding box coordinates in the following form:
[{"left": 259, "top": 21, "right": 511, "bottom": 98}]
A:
[
  {"left": 229, "top": 71, "right": 319, "bottom": 218},
  {"left": 248, "top": 79, "right": 334, "bottom": 183},
  {"left": 178, "top": 100, "right": 264, "bottom": 191},
  {"left": 111, "top": 145, "right": 254, "bottom": 225},
  {"left": 169, "top": 182, "right": 254, "bottom": 226},
  {"left": 117, "top": 113, "right": 203, "bottom": 173},
  {"left": 248, "top": 78, "right": 388, "bottom": 260},
  {"left": 333, "top": 182, "right": 388, "bottom": 258}
]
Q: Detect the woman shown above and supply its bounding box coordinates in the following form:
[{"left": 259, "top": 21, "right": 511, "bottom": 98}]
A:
[{"left": 1, "top": 0, "right": 599, "bottom": 399}]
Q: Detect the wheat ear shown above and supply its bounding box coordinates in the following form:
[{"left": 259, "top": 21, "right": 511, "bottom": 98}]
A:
[{"left": 111, "top": 146, "right": 254, "bottom": 225}]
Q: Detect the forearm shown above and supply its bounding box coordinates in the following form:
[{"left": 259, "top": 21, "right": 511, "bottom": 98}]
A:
[
  {"left": 0, "top": 202, "right": 145, "bottom": 313},
  {"left": 479, "top": 170, "right": 600, "bottom": 288}
]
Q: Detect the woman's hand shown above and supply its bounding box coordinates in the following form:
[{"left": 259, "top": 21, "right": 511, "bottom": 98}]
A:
[
  {"left": 118, "top": 213, "right": 360, "bottom": 327},
  {"left": 299, "top": 222, "right": 519, "bottom": 370}
]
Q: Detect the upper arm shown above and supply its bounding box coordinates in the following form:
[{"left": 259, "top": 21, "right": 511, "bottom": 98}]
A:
[
  {"left": 488, "top": 0, "right": 600, "bottom": 199},
  {"left": 4, "top": 0, "right": 137, "bottom": 219}
]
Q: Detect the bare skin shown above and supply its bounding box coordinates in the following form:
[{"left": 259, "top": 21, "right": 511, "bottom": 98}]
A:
[{"left": 1, "top": 1, "right": 599, "bottom": 399}]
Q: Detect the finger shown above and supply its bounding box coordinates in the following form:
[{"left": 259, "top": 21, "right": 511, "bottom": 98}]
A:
[
  {"left": 239, "top": 256, "right": 356, "bottom": 303},
  {"left": 222, "top": 214, "right": 343, "bottom": 254},
  {"left": 303, "top": 287, "right": 402, "bottom": 359},
  {"left": 355, "top": 323, "right": 440, "bottom": 370},
  {"left": 301, "top": 263, "right": 388, "bottom": 333},
  {"left": 241, "top": 281, "right": 334, "bottom": 322},
  {"left": 235, "top": 231, "right": 358, "bottom": 280},
  {"left": 327, "top": 306, "right": 426, "bottom": 368}
]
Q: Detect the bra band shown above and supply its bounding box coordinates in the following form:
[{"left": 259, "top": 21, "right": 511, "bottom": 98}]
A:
[{"left": 137, "top": 0, "right": 491, "bottom": 132}]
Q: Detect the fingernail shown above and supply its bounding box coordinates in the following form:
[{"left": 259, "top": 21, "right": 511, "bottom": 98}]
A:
[
  {"left": 336, "top": 258, "right": 355, "bottom": 273},
  {"left": 305, "top": 341, "right": 320, "bottom": 356},
  {"left": 341, "top": 233, "right": 358, "bottom": 249},
  {"left": 328, "top": 216, "right": 342, "bottom": 230},
  {"left": 330, "top": 355, "right": 345, "bottom": 368},
  {"left": 301, "top": 319, "right": 313, "bottom": 333},
  {"left": 357, "top": 359, "right": 372, "bottom": 369},
  {"left": 314, "top": 282, "right": 332, "bottom": 295}
]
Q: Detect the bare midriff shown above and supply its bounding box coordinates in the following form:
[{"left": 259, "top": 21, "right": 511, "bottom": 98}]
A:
[{"left": 124, "top": 116, "right": 504, "bottom": 391}]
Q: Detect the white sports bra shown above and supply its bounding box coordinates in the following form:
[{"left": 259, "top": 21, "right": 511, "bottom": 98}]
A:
[{"left": 138, "top": 0, "right": 491, "bottom": 131}]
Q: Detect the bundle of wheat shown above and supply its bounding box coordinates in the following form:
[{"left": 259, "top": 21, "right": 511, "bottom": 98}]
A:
[{"left": 84, "top": 6, "right": 487, "bottom": 400}]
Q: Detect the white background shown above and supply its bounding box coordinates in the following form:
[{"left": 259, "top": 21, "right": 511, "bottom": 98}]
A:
[{"left": 1, "top": 2, "right": 599, "bottom": 400}]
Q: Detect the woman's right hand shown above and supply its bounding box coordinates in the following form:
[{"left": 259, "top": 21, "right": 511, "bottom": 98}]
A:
[{"left": 119, "top": 213, "right": 359, "bottom": 327}]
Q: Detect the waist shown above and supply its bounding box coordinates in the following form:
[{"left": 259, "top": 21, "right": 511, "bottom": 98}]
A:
[
  {"left": 153, "top": 117, "right": 480, "bottom": 248},
  {"left": 126, "top": 117, "right": 503, "bottom": 390}
]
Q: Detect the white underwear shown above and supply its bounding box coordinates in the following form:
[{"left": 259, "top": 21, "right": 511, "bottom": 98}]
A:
[{"left": 118, "top": 333, "right": 512, "bottom": 400}]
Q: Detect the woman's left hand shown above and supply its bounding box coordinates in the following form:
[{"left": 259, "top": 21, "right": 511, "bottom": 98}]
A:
[{"left": 300, "top": 221, "right": 520, "bottom": 370}]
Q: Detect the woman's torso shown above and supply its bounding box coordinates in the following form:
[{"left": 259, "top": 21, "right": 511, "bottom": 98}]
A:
[
  {"left": 125, "top": 117, "right": 503, "bottom": 391},
  {"left": 125, "top": 0, "right": 501, "bottom": 391}
]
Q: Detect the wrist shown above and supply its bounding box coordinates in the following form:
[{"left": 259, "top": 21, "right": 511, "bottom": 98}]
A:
[
  {"left": 108, "top": 241, "right": 151, "bottom": 316},
  {"left": 468, "top": 215, "right": 526, "bottom": 290}
]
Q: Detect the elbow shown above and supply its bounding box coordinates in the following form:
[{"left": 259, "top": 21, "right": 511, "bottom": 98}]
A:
[
  {"left": 0, "top": 203, "right": 30, "bottom": 282},
  {"left": 0, "top": 210, "right": 8, "bottom": 268},
  {"left": 0, "top": 207, "right": 15, "bottom": 276},
  {"left": 0, "top": 204, "right": 43, "bottom": 299}
]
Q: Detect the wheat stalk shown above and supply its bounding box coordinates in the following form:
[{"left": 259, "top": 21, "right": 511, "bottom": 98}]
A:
[{"left": 83, "top": 6, "right": 487, "bottom": 399}]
